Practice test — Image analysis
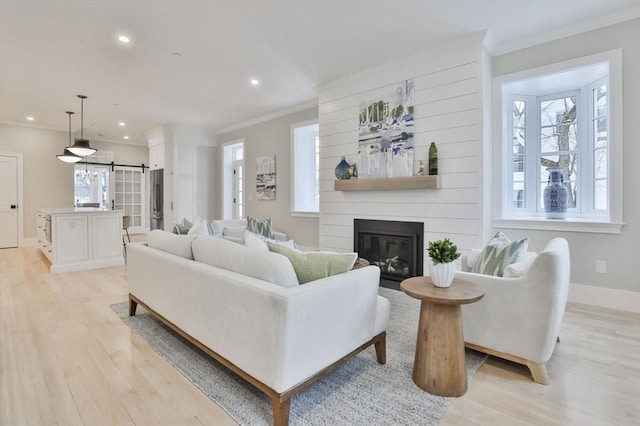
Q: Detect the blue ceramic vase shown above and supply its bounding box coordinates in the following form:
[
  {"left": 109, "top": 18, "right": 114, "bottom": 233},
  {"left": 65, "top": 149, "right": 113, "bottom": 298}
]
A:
[
  {"left": 543, "top": 167, "right": 568, "bottom": 219},
  {"left": 335, "top": 156, "right": 351, "bottom": 180}
]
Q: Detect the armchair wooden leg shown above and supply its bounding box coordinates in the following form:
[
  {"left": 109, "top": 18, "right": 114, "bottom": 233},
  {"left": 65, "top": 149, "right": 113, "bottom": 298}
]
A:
[
  {"left": 374, "top": 332, "right": 387, "bottom": 364},
  {"left": 272, "top": 396, "right": 291, "bottom": 426},
  {"left": 526, "top": 361, "right": 550, "bottom": 385},
  {"left": 129, "top": 298, "right": 138, "bottom": 316}
]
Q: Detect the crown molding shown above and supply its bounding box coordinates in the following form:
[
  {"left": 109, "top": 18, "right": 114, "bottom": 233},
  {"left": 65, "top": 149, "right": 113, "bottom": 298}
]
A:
[
  {"left": 492, "top": 10, "right": 640, "bottom": 56},
  {"left": 216, "top": 100, "right": 318, "bottom": 135}
]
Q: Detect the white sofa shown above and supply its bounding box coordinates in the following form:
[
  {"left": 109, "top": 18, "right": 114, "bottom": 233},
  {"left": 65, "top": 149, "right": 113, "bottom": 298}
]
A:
[
  {"left": 127, "top": 231, "right": 390, "bottom": 425},
  {"left": 456, "top": 237, "right": 570, "bottom": 384}
]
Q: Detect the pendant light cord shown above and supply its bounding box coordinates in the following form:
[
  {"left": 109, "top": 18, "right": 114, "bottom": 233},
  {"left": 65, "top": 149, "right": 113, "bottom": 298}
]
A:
[
  {"left": 77, "top": 95, "right": 87, "bottom": 140},
  {"left": 66, "top": 111, "right": 74, "bottom": 144}
]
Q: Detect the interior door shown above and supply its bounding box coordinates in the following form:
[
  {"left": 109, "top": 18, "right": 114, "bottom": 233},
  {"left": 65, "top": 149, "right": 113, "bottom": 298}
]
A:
[
  {"left": 0, "top": 155, "right": 18, "bottom": 248},
  {"left": 110, "top": 166, "right": 146, "bottom": 234}
]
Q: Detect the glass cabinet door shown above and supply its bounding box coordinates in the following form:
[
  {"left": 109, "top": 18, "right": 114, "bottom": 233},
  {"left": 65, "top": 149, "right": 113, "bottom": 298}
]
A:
[{"left": 112, "top": 166, "right": 145, "bottom": 232}]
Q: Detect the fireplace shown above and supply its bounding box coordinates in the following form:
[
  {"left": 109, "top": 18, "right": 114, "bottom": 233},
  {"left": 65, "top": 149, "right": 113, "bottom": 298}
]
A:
[{"left": 354, "top": 219, "right": 424, "bottom": 290}]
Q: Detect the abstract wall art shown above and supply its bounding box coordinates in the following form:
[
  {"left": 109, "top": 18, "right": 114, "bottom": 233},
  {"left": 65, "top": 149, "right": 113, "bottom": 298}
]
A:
[
  {"left": 256, "top": 155, "right": 276, "bottom": 200},
  {"left": 358, "top": 80, "right": 415, "bottom": 178}
]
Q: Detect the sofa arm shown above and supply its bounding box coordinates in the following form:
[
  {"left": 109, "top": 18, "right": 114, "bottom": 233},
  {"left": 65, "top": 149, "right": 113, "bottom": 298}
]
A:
[{"left": 276, "top": 265, "right": 384, "bottom": 390}]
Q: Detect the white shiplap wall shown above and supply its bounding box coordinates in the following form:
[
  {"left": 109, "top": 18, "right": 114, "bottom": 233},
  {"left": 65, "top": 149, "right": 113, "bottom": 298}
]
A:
[{"left": 318, "top": 33, "right": 490, "bottom": 262}]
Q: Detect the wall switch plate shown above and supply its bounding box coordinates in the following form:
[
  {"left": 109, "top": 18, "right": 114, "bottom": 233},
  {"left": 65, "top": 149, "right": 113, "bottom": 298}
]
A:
[{"left": 596, "top": 260, "right": 607, "bottom": 274}]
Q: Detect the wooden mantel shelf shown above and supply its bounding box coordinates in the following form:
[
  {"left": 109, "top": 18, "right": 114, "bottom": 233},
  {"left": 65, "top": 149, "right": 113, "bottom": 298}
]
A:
[{"left": 334, "top": 175, "right": 440, "bottom": 191}]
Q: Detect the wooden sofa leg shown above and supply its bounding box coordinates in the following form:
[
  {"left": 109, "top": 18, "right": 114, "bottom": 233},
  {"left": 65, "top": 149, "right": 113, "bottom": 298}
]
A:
[
  {"left": 129, "top": 298, "right": 138, "bottom": 316},
  {"left": 374, "top": 332, "right": 386, "bottom": 365},
  {"left": 272, "top": 396, "right": 291, "bottom": 426},
  {"left": 526, "top": 361, "right": 550, "bottom": 385}
]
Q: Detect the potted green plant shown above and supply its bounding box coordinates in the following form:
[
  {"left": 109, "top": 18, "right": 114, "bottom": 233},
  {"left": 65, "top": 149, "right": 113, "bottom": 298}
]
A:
[{"left": 426, "top": 238, "right": 461, "bottom": 288}]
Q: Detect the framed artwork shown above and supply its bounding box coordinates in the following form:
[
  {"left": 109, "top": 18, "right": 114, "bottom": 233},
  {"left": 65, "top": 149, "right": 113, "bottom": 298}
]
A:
[
  {"left": 256, "top": 155, "right": 276, "bottom": 200},
  {"left": 358, "top": 80, "right": 415, "bottom": 178}
]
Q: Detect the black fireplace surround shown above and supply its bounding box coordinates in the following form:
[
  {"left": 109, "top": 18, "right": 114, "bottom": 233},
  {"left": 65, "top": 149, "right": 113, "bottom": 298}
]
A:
[{"left": 354, "top": 219, "right": 424, "bottom": 289}]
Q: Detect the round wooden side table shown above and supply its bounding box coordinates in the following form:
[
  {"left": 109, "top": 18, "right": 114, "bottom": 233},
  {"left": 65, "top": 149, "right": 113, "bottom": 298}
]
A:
[{"left": 400, "top": 276, "right": 484, "bottom": 397}]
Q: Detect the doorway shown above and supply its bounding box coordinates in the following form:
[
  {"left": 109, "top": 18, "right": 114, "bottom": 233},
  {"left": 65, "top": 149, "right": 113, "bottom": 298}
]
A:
[
  {"left": 0, "top": 153, "right": 22, "bottom": 248},
  {"left": 222, "top": 140, "right": 244, "bottom": 220}
]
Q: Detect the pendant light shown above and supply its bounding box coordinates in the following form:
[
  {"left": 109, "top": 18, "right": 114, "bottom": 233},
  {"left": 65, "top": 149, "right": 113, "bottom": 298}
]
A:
[
  {"left": 67, "top": 94, "right": 97, "bottom": 156},
  {"left": 57, "top": 111, "right": 82, "bottom": 163}
]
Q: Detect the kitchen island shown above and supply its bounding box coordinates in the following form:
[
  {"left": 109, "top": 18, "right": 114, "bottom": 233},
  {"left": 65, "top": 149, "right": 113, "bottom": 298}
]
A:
[{"left": 37, "top": 208, "right": 124, "bottom": 273}]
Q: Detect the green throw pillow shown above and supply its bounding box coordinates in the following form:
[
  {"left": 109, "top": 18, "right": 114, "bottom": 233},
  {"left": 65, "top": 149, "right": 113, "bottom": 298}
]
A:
[
  {"left": 267, "top": 243, "right": 357, "bottom": 284},
  {"left": 247, "top": 216, "right": 273, "bottom": 239},
  {"left": 471, "top": 232, "right": 528, "bottom": 277}
]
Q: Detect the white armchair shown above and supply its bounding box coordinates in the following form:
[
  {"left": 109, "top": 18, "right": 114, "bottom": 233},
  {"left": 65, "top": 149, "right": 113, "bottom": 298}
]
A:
[{"left": 456, "top": 237, "right": 570, "bottom": 384}]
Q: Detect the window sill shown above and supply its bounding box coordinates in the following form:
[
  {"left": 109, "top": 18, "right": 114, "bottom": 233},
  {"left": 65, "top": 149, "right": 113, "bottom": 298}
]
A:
[
  {"left": 494, "top": 217, "right": 624, "bottom": 234},
  {"left": 290, "top": 211, "right": 319, "bottom": 219}
]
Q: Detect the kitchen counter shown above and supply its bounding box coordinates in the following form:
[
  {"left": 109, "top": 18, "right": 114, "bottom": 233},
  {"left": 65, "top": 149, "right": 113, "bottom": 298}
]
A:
[
  {"left": 37, "top": 208, "right": 125, "bottom": 273},
  {"left": 38, "top": 207, "right": 119, "bottom": 214}
]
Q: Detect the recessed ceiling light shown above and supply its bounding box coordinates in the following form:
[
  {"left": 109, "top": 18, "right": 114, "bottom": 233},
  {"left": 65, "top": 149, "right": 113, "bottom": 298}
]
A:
[
  {"left": 250, "top": 79, "right": 259, "bottom": 86},
  {"left": 26, "top": 116, "right": 35, "bottom": 121},
  {"left": 119, "top": 121, "right": 126, "bottom": 126},
  {"left": 124, "top": 136, "right": 129, "bottom": 140},
  {"left": 117, "top": 35, "right": 131, "bottom": 43}
]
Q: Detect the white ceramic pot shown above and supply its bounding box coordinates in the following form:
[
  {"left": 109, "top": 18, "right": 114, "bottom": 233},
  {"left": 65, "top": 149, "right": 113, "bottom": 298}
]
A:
[{"left": 430, "top": 261, "right": 456, "bottom": 288}]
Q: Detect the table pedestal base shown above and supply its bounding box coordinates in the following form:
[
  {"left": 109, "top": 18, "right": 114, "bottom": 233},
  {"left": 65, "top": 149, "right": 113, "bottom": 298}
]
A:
[{"left": 412, "top": 301, "right": 467, "bottom": 397}]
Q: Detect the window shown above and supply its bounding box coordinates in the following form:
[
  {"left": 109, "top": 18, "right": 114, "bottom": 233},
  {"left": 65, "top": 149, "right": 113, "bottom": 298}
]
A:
[
  {"left": 74, "top": 152, "right": 112, "bottom": 208},
  {"left": 232, "top": 159, "right": 243, "bottom": 219},
  {"left": 291, "top": 120, "right": 319, "bottom": 214},
  {"left": 74, "top": 165, "right": 109, "bottom": 207},
  {"left": 494, "top": 50, "right": 622, "bottom": 233}
]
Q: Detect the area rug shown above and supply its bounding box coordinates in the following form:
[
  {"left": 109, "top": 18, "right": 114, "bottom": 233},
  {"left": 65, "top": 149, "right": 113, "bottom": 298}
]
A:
[{"left": 112, "top": 287, "right": 486, "bottom": 425}]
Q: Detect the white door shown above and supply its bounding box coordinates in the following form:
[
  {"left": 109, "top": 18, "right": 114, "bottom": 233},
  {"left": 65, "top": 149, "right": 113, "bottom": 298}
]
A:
[{"left": 0, "top": 155, "right": 18, "bottom": 248}]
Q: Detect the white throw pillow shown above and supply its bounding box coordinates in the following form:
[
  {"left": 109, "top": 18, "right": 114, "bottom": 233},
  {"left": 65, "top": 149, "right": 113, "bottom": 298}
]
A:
[
  {"left": 223, "top": 225, "right": 246, "bottom": 241},
  {"left": 465, "top": 249, "right": 483, "bottom": 270},
  {"left": 503, "top": 251, "right": 538, "bottom": 278},
  {"left": 148, "top": 230, "right": 198, "bottom": 259},
  {"left": 211, "top": 219, "right": 246, "bottom": 237},
  {"left": 188, "top": 217, "right": 212, "bottom": 236},
  {"left": 191, "top": 235, "right": 299, "bottom": 288}
]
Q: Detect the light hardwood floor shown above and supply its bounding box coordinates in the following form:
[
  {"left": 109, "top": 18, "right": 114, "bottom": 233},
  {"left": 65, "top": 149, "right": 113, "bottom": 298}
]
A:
[{"left": 1, "top": 247, "right": 639, "bottom": 425}]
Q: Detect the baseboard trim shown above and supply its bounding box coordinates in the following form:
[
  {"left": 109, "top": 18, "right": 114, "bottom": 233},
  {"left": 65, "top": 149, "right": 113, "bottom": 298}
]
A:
[
  {"left": 569, "top": 282, "right": 640, "bottom": 313},
  {"left": 20, "top": 238, "right": 38, "bottom": 247}
]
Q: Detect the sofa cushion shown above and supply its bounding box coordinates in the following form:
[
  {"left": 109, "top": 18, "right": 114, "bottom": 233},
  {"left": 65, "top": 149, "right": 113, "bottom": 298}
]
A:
[
  {"left": 267, "top": 243, "right": 357, "bottom": 284},
  {"left": 211, "top": 219, "right": 247, "bottom": 238},
  {"left": 247, "top": 216, "right": 273, "bottom": 239},
  {"left": 471, "top": 232, "right": 528, "bottom": 277},
  {"left": 148, "top": 230, "right": 199, "bottom": 260},
  {"left": 244, "top": 230, "right": 296, "bottom": 251},
  {"left": 223, "top": 225, "right": 246, "bottom": 241},
  {"left": 192, "top": 235, "right": 299, "bottom": 288}
]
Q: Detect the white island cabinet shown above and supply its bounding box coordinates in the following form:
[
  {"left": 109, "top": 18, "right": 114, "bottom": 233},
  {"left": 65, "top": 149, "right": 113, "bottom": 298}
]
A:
[{"left": 36, "top": 208, "right": 124, "bottom": 273}]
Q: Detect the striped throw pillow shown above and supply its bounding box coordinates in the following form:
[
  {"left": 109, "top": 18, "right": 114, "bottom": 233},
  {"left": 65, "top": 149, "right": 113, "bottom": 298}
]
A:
[
  {"left": 471, "top": 232, "right": 529, "bottom": 277},
  {"left": 247, "top": 216, "right": 273, "bottom": 239}
]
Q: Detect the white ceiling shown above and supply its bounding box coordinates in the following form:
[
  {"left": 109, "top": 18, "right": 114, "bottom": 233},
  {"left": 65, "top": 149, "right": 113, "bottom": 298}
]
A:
[{"left": 1, "top": 1, "right": 638, "bottom": 146}]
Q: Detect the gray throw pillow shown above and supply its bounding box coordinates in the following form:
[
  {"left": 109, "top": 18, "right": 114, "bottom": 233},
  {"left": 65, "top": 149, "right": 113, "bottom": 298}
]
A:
[{"left": 247, "top": 216, "right": 273, "bottom": 239}]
